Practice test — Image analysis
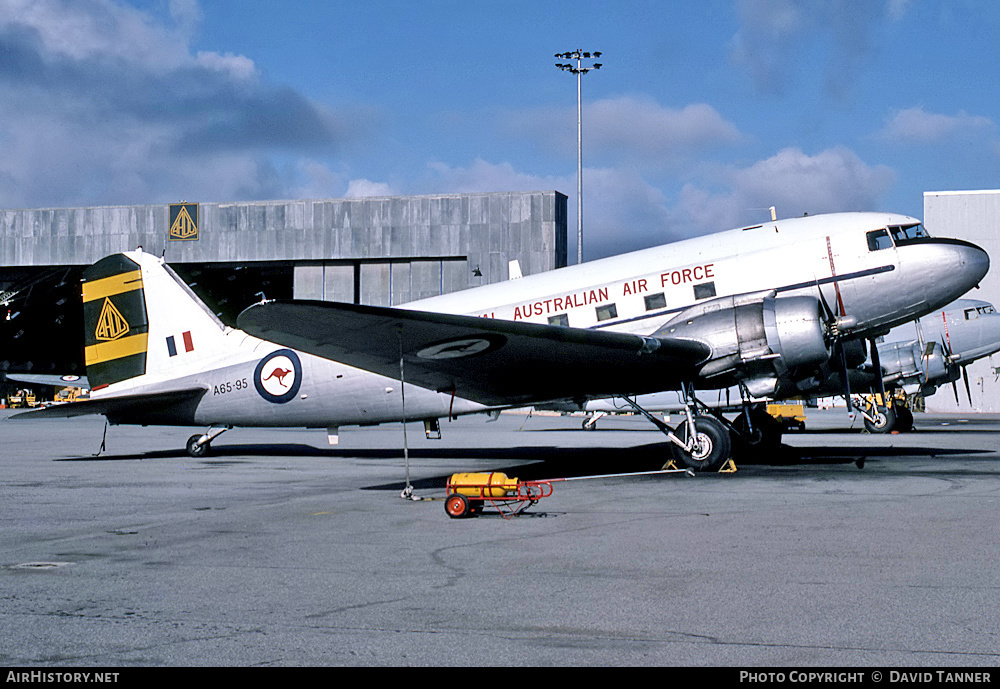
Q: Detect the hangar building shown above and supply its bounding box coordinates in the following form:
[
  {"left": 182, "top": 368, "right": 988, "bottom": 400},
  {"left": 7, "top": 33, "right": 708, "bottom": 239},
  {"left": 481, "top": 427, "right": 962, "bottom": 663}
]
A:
[
  {"left": 0, "top": 191, "right": 568, "bottom": 384},
  {"left": 923, "top": 190, "right": 1000, "bottom": 413}
]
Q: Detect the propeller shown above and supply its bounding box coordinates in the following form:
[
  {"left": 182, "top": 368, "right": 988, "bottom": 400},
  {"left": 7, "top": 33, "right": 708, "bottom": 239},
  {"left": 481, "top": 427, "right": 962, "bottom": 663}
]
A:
[
  {"left": 939, "top": 335, "right": 972, "bottom": 406},
  {"left": 814, "top": 282, "right": 857, "bottom": 413}
]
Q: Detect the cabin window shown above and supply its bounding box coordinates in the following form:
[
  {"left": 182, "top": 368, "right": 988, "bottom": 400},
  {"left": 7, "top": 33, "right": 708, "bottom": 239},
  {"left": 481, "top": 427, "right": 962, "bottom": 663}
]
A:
[
  {"left": 548, "top": 313, "right": 569, "bottom": 326},
  {"left": 867, "top": 229, "right": 893, "bottom": 251},
  {"left": 595, "top": 303, "right": 618, "bottom": 322},
  {"left": 964, "top": 308, "right": 978, "bottom": 321},
  {"left": 644, "top": 292, "right": 666, "bottom": 311},
  {"left": 693, "top": 282, "right": 716, "bottom": 300}
]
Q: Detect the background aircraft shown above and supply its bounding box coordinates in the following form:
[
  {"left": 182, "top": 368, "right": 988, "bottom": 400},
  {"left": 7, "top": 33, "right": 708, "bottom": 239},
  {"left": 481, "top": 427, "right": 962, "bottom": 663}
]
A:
[{"left": 15, "top": 212, "right": 989, "bottom": 471}]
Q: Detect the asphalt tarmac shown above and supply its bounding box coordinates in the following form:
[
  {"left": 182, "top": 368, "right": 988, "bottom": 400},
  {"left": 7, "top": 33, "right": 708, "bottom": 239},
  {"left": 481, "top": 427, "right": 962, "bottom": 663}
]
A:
[{"left": 2, "top": 407, "right": 999, "bottom": 667}]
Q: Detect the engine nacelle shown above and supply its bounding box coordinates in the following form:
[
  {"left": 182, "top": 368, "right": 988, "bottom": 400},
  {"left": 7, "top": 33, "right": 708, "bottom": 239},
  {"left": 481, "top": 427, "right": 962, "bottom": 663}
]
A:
[
  {"left": 654, "top": 292, "right": 831, "bottom": 384},
  {"left": 876, "top": 340, "right": 956, "bottom": 393}
]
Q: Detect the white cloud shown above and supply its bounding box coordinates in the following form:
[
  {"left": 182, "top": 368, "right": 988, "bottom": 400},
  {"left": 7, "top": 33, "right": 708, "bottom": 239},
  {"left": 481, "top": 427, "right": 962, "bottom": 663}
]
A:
[
  {"left": 879, "top": 107, "right": 995, "bottom": 144},
  {"left": 675, "top": 147, "right": 896, "bottom": 233},
  {"left": 423, "top": 159, "right": 565, "bottom": 195},
  {"left": 345, "top": 179, "right": 396, "bottom": 198},
  {"left": 0, "top": 0, "right": 368, "bottom": 208},
  {"left": 417, "top": 148, "right": 895, "bottom": 260},
  {"left": 506, "top": 95, "right": 744, "bottom": 167}
]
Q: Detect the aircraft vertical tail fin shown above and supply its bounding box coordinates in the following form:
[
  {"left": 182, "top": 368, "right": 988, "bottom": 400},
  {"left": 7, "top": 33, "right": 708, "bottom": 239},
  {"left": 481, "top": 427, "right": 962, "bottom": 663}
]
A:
[
  {"left": 83, "top": 254, "right": 150, "bottom": 389},
  {"left": 83, "top": 250, "right": 233, "bottom": 390}
]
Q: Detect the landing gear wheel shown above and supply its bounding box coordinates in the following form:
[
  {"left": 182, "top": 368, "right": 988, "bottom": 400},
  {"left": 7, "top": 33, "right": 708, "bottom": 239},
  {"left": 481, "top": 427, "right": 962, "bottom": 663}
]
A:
[
  {"left": 731, "top": 408, "right": 782, "bottom": 456},
  {"left": 864, "top": 405, "right": 896, "bottom": 434},
  {"left": 672, "top": 416, "right": 732, "bottom": 472},
  {"left": 186, "top": 434, "right": 210, "bottom": 458},
  {"left": 445, "top": 493, "right": 471, "bottom": 519}
]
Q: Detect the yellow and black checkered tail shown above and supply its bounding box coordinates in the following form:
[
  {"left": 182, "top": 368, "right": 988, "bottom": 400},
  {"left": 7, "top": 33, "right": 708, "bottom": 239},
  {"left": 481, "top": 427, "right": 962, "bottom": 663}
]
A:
[{"left": 82, "top": 254, "right": 149, "bottom": 389}]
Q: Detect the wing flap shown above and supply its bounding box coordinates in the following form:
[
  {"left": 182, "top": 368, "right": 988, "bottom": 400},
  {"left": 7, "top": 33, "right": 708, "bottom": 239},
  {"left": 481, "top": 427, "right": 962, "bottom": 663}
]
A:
[{"left": 238, "top": 300, "right": 710, "bottom": 406}]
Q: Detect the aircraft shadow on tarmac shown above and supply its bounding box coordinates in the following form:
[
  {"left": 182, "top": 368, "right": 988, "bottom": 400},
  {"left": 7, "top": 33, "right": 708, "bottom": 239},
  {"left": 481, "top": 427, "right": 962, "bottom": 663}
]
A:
[
  {"left": 55, "top": 439, "right": 991, "bottom": 467},
  {"left": 54, "top": 439, "right": 996, "bottom": 502}
]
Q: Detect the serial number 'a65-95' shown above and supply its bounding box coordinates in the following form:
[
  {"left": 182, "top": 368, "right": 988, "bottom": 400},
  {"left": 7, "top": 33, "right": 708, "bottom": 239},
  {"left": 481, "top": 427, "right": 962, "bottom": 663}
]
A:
[{"left": 214, "top": 378, "right": 249, "bottom": 395}]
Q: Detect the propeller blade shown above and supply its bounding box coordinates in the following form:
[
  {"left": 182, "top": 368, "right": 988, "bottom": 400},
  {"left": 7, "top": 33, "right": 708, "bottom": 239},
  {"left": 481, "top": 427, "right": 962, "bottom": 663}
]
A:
[
  {"left": 963, "top": 366, "right": 972, "bottom": 405},
  {"left": 941, "top": 335, "right": 954, "bottom": 361},
  {"left": 814, "top": 283, "right": 840, "bottom": 342},
  {"left": 869, "top": 337, "right": 887, "bottom": 401},
  {"left": 951, "top": 379, "right": 960, "bottom": 405},
  {"left": 839, "top": 342, "right": 853, "bottom": 413}
]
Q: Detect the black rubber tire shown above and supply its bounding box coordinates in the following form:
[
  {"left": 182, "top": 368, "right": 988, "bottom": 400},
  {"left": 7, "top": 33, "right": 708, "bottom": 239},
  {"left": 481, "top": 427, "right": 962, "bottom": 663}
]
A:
[
  {"left": 864, "top": 405, "right": 896, "bottom": 434},
  {"left": 894, "top": 406, "right": 913, "bottom": 432},
  {"left": 731, "top": 408, "right": 783, "bottom": 456},
  {"left": 672, "top": 416, "right": 732, "bottom": 472},
  {"left": 186, "top": 434, "right": 210, "bottom": 457}
]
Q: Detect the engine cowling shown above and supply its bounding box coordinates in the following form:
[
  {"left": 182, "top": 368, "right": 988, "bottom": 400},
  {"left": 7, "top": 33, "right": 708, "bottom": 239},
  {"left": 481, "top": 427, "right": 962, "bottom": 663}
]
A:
[
  {"left": 654, "top": 292, "right": 831, "bottom": 392},
  {"left": 876, "top": 340, "right": 956, "bottom": 393}
]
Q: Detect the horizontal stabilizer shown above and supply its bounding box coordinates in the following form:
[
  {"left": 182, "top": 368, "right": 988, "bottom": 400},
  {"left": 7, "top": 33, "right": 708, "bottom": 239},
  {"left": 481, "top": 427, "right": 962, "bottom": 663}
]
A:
[
  {"left": 11, "top": 387, "right": 207, "bottom": 420},
  {"left": 238, "top": 300, "right": 711, "bottom": 406},
  {"left": 4, "top": 373, "right": 90, "bottom": 389}
]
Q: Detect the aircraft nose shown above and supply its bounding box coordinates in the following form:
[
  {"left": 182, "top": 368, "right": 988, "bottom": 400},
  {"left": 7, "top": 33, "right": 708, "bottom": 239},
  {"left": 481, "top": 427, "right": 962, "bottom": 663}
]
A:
[{"left": 936, "top": 239, "right": 990, "bottom": 295}]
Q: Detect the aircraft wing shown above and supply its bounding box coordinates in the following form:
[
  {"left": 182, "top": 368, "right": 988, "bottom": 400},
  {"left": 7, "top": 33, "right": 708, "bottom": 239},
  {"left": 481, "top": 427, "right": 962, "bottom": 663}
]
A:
[
  {"left": 238, "top": 300, "right": 711, "bottom": 406},
  {"left": 11, "top": 387, "right": 207, "bottom": 419}
]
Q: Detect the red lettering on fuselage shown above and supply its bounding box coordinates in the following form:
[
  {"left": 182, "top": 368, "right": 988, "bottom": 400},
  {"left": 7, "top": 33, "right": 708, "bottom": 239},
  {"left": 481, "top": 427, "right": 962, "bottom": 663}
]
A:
[
  {"left": 661, "top": 263, "right": 714, "bottom": 288},
  {"left": 622, "top": 278, "right": 648, "bottom": 296},
  {"left": 513, "top": 286, "right": 610, "bottom": 321}
]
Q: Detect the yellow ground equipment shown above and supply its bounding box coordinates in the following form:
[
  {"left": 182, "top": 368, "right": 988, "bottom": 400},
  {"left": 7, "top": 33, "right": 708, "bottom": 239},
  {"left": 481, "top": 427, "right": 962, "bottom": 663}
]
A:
[
  {"left": 7, "top": 390, "right": 37, "bottom": 409},
  {"left": 445, "top": 472, "right": 552, "bottom": 519},
  {"left": 766, "top": 402, "right": 806, "bottom": 431},
  {"left": 444, "top": 467, "right": 693, "bottom": 519}
]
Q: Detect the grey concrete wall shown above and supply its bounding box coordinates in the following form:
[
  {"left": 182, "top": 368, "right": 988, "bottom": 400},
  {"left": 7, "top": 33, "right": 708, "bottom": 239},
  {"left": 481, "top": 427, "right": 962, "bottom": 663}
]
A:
[{"left": 923, "top": 190, "right": 1000, "bottom": 413}]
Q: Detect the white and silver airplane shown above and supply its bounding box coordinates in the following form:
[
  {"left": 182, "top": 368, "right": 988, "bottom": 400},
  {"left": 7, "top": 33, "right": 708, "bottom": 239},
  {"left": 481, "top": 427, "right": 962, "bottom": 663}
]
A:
[
  {"left": 14, "top": 212, "right": 990, "bottom": 471},
  {"left": 564, "top": 297, "right": 1000, "bottom": 439}
]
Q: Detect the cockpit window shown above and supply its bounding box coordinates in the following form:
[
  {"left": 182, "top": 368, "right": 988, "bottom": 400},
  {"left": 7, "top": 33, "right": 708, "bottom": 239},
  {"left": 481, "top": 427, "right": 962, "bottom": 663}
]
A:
[
  {"left": 964, "top": 304, "right": 995, "bottom": 320},
  {"left": 888, "top": 223, "right": 929, "bottom": 242},
  {"left": 866, "top": 229, "right": 893, "bottom": 251}
]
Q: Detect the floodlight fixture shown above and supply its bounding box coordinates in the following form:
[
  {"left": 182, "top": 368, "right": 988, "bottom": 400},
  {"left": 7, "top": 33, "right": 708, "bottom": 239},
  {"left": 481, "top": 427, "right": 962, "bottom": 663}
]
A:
[{"left": 553, "top": 49, "right": 602, "bottom": 264}]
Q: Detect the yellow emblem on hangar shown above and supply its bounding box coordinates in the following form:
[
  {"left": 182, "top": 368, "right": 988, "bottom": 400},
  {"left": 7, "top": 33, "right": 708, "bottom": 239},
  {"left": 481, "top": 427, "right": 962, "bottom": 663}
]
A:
[{"left": 169, "top": 202, "right": 199, "bottom": 241}]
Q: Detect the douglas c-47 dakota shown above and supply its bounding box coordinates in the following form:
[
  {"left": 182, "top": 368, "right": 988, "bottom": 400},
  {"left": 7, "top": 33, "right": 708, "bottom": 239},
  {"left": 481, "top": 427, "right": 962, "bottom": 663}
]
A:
[{"left": 16, "top": 212, "right": 989, "bottom": 472}]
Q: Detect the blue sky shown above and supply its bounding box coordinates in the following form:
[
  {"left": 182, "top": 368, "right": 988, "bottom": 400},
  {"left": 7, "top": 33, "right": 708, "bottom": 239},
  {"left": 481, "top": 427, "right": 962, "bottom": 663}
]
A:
[{"left": 1, "top": 0, "right": 998, "bottom": 260}]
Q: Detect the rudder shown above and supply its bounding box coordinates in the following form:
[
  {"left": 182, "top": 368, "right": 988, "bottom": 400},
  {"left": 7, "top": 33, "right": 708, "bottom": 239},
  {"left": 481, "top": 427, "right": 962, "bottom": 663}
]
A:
[{"left": 83, "top": 254, "right": 149, "bottom": 389}]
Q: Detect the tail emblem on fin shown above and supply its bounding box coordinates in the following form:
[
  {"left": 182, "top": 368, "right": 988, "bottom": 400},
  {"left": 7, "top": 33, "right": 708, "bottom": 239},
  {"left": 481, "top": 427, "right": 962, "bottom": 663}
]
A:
[
  {"left": 83, "top": 255, "right": 150, "bottom": 388},
  {"left": 95, "top": 297, "right": 130, "bottom": 341}
]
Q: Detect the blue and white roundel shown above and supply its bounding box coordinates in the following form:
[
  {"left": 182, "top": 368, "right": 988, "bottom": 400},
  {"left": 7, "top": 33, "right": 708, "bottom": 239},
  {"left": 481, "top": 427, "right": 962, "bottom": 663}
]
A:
[{"left": 254, "top": 349, "right": 302, "bottom": 404}]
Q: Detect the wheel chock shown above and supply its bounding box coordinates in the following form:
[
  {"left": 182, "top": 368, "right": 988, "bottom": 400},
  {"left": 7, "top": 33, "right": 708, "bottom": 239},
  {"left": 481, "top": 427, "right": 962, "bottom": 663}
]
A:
[
  {"left": 662, "top": 459, "right": 680, "bottom": 471},
  {"left": 718, "top": 459, "right": 737, "bottom": 473}
]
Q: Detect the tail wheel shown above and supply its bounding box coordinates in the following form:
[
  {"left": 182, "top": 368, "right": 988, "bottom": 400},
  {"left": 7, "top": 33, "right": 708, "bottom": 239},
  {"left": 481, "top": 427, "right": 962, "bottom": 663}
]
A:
[
  {"left": 672, "top": 416, "right": 731, "bottom": 472},
  {"left": 445, "top": 493, "right": 471, "bottom": 519},
  {"left": 186, "top": 434, "right": 210, "bottom": 458},
  {"left": 864, "top": 405, "right": 896, "bottom": 434}
]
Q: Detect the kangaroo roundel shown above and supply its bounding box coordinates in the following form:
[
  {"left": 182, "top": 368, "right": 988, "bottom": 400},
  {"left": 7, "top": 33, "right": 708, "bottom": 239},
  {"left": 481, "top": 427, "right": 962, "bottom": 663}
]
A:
[{"left": 254, "top": 349, "right": 302, "bottom": 404}]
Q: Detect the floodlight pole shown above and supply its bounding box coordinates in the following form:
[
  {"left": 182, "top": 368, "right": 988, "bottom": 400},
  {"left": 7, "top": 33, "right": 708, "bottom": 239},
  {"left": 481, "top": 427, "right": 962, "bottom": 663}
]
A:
[{"left": 555, "top": 50, "right": 601, "bottom": 265}]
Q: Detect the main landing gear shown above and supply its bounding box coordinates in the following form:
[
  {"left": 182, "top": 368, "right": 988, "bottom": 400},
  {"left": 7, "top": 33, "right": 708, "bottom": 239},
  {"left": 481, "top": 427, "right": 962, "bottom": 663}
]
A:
[
  {"left": 730, "top": 403, "right": 783, "bottom": 455},
  {"left": 855, "top": 393, "right": 913, "bottom": 434},
  {"left": 619, "top": 384, "right": 732, "bottom": 472}
]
